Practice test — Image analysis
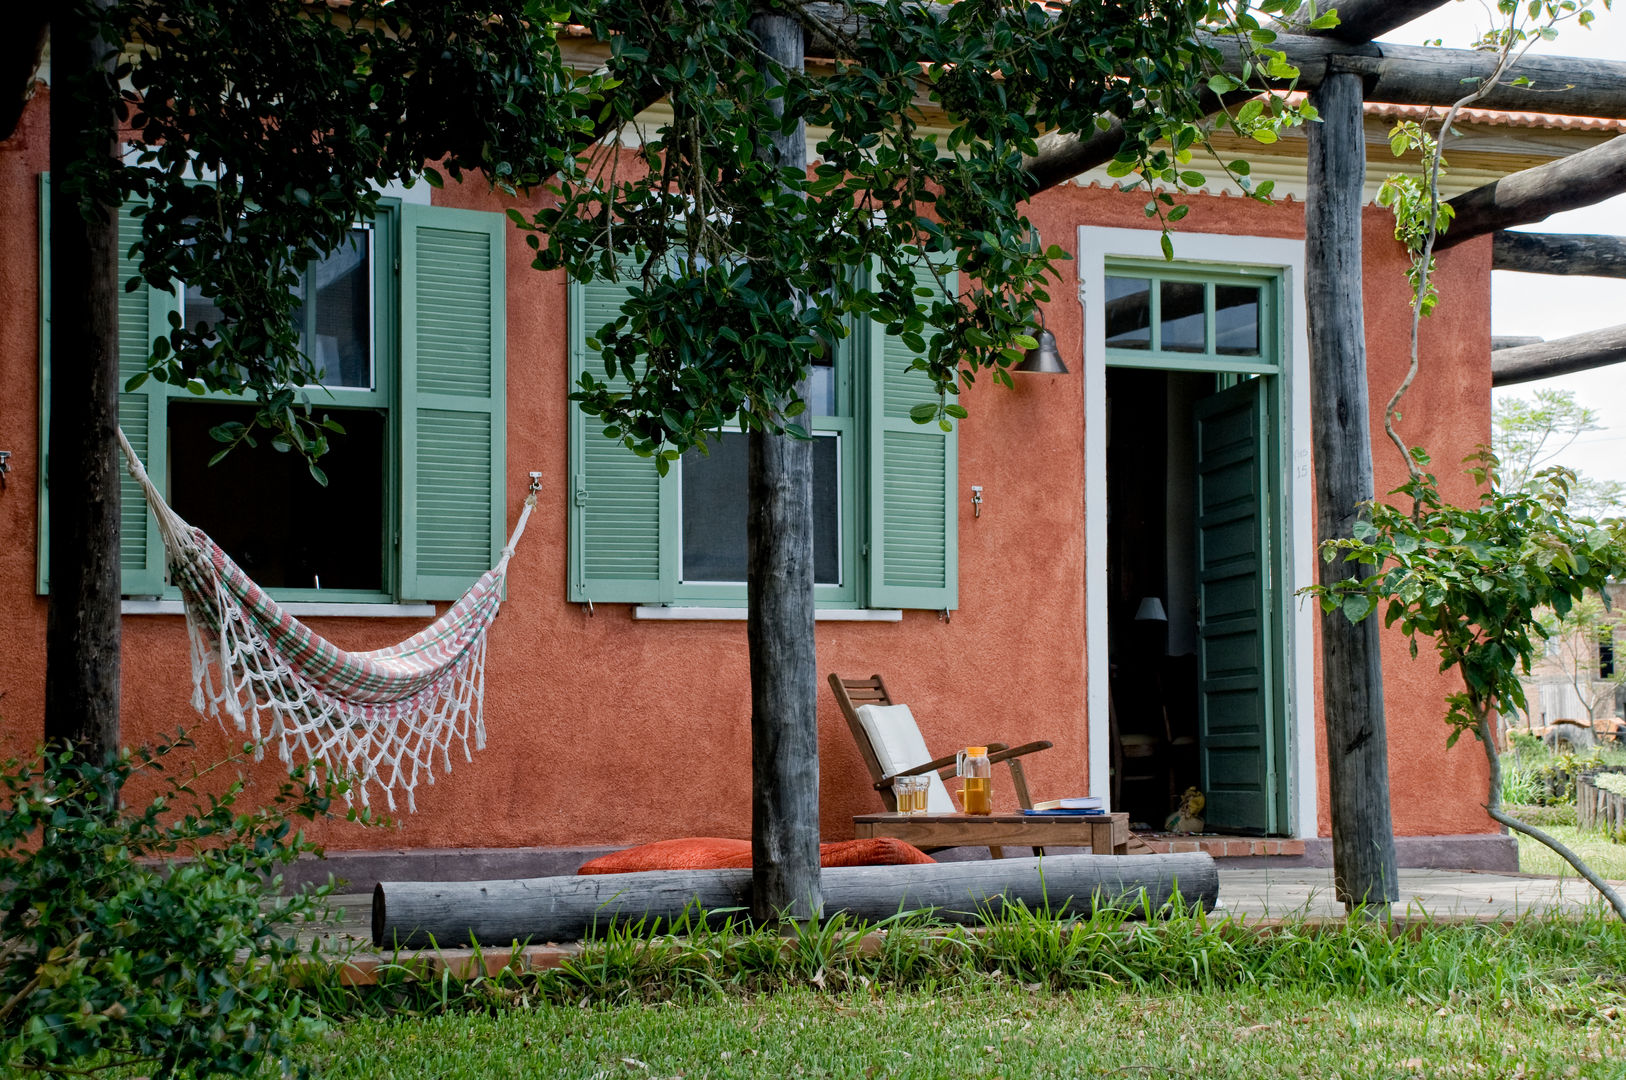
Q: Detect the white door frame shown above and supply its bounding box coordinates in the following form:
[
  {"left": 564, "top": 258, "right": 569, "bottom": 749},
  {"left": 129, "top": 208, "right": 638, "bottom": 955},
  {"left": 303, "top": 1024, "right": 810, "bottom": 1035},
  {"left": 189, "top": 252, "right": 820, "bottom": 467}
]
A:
[{"left": 1078, "top": 225, "right": 1316, "bottom": 837}]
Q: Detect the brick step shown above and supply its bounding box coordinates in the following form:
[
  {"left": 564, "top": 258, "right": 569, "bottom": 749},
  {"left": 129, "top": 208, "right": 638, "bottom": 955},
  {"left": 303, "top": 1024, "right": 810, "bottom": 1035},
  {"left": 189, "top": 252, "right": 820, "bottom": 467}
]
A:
[{"left": 1133, "top": 834, "right": 1305, "bottom": 857}]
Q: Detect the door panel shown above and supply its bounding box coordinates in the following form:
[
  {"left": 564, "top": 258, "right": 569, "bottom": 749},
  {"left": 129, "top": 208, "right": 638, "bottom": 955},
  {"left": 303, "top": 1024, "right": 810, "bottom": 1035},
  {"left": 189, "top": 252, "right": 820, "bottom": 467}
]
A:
[{"left": 1194, "top": 378, "right": 1275, "bottom": 834}]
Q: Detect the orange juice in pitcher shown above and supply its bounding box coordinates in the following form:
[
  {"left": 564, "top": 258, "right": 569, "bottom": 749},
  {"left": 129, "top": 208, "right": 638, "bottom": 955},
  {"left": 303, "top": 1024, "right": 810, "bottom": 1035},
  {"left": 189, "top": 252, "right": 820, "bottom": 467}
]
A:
[{"left": 956, "top": 747, "right": 993, "bottom": 815}]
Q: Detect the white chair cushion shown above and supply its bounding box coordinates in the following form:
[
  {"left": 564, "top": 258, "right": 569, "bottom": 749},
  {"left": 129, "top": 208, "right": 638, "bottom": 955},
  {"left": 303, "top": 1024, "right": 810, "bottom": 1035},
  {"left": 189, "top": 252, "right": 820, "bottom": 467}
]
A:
[{"left": 854, "top": 703, "right": 957, "bottom": 814}]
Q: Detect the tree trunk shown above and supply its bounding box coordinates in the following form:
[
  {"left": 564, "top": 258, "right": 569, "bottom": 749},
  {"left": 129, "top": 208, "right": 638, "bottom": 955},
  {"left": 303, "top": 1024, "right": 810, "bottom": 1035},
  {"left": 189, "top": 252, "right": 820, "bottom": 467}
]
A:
[
  {"left": 1305, "top": 71, "right": 1399, "bottom": 910},
  {"left": 44, "top": 6, "right": 123, "bottom": 763},
  {"left": 747, "top": 10, "right": 821, "bottom": 924}
]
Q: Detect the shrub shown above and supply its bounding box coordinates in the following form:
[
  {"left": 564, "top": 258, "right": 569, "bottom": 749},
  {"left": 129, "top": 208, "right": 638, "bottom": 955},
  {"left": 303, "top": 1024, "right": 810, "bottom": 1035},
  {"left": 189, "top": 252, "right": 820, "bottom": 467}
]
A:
[{"left": 0, "top": 735, "right": 357, "bottom": 1078}]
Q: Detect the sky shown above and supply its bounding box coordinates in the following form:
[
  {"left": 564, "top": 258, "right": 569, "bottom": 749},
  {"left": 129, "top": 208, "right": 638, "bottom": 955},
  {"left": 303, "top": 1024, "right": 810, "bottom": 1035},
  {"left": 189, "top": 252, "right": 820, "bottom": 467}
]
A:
[{"left": 1390, "top": 2, "right": 1626, "bottom": 487}]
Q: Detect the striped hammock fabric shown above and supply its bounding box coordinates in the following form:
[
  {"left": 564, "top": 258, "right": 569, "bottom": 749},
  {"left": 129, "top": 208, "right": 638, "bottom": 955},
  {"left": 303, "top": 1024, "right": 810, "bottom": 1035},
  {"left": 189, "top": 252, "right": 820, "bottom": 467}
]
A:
[{"left": 117, "top": 428, "right": 533, "bottom": 811}]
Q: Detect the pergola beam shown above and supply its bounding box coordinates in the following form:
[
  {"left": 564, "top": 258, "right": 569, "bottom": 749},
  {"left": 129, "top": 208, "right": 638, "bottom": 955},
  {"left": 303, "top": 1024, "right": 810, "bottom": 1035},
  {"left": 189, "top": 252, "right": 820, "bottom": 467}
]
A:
[
  {"left": 1290, "top": 0, "right": 1448, "bottom": 44},
  {"left": 1020, "top": 36, "right": 1626, "bottom": 193},
  {"left": 1492, "top": 231, "right": 1626, "bottom": 278},
  {"left": 1437, "top": 135, "right": 1626, "bottom": 251},
  {"left": 1491, "top": 324, "right": 1626, "bottom": 385}
]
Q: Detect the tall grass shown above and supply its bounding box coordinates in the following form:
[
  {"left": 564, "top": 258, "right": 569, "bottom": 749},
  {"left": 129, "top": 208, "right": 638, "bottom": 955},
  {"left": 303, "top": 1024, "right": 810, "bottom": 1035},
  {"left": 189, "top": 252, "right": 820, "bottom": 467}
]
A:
[{"left": 298, "top": 897, "right": 1626, "bottom": 1023}]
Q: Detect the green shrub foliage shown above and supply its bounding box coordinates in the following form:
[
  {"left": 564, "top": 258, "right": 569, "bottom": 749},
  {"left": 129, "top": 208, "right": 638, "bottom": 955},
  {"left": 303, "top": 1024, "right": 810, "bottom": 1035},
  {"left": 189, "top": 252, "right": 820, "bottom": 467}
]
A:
[{"left": 0, "top": 736, "right": 350, "bottom": 1078}]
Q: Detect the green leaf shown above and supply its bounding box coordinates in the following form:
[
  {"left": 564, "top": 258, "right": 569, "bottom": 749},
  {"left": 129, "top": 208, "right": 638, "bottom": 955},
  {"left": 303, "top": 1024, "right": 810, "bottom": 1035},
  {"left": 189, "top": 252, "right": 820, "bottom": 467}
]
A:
[
  {"left": 908, "top": 403, "right": 939, "bottom": 424},
  {"left": 1342, "top": 594, "right": 1373, "bottom": 623}
]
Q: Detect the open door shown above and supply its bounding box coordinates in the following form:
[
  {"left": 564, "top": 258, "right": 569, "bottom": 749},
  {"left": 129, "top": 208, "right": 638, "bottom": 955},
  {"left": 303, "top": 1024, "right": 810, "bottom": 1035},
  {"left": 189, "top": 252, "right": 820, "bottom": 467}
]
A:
[{"left": 1193, "top": 378, "right": 1276, "bottom": 834}]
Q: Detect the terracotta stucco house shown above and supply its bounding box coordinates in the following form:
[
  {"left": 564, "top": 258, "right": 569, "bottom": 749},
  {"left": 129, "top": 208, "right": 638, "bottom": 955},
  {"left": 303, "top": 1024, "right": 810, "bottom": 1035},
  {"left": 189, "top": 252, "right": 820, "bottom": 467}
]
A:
[{"left": 4, "top": 84, "right": 1622, "bottom": 886}]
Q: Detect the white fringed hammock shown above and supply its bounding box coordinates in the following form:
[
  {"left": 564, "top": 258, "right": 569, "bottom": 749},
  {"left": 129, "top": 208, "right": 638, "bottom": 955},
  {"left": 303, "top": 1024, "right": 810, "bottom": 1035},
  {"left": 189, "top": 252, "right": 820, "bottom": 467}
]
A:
[{"left": 116, "top": 427, "right": 535, "bottom": 811}]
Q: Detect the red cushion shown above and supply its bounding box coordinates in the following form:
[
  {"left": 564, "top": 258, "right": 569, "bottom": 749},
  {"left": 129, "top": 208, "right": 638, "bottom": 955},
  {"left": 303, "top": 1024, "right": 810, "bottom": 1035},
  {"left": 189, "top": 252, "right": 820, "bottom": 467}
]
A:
[{"left": 576, "top": 836, "right": 935, "bottom": 875}]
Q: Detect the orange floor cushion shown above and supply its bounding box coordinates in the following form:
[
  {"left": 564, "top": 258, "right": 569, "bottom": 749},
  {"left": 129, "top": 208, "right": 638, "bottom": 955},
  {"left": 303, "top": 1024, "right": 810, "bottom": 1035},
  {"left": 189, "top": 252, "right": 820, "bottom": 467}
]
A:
[{"left": 577, "top": 836, "right": 935, "bottom": 875}]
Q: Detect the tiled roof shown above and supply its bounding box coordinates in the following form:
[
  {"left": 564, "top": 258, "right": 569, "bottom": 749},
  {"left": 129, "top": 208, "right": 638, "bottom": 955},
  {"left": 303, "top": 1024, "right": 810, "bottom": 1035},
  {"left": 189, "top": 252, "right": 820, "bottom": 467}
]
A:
[{"left": 1362, "top": 100, "right": 1626, "bottom": 133}]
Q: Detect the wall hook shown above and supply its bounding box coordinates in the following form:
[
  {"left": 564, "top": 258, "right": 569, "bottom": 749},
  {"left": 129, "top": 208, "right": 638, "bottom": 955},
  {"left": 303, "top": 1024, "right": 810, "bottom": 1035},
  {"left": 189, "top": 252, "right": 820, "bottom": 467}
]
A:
[
  {"left": 970, "top": 485, "right": 982, "bottom": 518},
  {"left": 528, "top": 471, "right": 543, "bottom": 494}
]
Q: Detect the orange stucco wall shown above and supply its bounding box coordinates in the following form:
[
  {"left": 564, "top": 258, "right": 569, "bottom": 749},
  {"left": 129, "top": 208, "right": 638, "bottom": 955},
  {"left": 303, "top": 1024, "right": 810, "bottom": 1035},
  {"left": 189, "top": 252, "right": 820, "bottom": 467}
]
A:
[{"left": 0, "top": 90, "right": 1494, "bottom": 851}]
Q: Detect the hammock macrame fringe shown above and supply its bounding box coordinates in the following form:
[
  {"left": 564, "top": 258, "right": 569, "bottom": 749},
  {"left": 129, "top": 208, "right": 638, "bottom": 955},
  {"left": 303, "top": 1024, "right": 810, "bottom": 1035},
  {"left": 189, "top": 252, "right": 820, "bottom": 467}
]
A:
[{"left": 116, "top": 427, "right": 532, "bottom": 811}]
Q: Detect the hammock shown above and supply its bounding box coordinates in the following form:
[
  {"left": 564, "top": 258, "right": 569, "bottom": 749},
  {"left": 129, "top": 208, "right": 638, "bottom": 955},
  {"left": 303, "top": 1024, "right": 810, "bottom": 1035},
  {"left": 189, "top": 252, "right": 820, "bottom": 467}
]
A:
[{"left": 116, "top": 428, "right": 535, "bottom": 811}]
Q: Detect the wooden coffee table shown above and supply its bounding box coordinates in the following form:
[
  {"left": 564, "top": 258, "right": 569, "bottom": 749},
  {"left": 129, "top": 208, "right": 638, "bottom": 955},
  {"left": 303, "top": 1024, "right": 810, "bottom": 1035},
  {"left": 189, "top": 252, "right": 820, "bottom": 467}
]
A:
[{"left": 853, "top": 811, "right": 1130, "bottom": 857}]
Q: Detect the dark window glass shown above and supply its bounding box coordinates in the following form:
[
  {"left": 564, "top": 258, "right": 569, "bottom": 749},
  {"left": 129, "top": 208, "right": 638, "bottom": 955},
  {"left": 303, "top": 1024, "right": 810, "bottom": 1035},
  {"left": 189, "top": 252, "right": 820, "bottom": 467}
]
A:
[
  {"left": 797, "top": 350, "right": 838, "bottom": 417},
  {"left": 1159, "top": 280, "right": 1206, "bottom": 353},
  {"left": 1104, "top": 276, "right": 1151, "bottom": 350},
  {"left": 167, "top": 402, "right": 386, "bottom": 591},
  {"left": 310, "top": 233, "right": 372, "bottom": 388},
  {"left": 682, "top": 432, "right": 840, "bottom": 584},
  {"left": 183, "top": 228, "right": 372, "bottom": 389},
  {"left": 1215, "top": 284, "right": 1261, "bottom": 356}
]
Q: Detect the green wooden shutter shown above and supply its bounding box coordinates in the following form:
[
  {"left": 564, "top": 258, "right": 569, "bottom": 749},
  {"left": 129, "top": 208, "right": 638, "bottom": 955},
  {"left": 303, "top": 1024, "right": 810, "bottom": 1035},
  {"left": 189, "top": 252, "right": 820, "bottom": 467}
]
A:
[
  {"left": 36, "top": 181, "right": 172, "bottom": 596},
  {"left": 399, "top": 203, "right": 507, "bottom": 601},
  {"left": 866, "top": 263, "right": 959, "bottom": 610},
  {"left": 567, "top": 275, "right": 666, "bottom": 603}
]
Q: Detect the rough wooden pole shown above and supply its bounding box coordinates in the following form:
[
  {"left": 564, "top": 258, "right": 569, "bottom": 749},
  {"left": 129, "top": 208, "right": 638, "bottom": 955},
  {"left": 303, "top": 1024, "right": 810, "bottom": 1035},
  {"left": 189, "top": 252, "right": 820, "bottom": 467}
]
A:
[
  {"left": 373, "top": 853, "right": 1221, "bottom": 947},
  {"left": 1305, "top": 71, "right": 1399, "bottom": 910},
  {"left": 44, "top": 5, "right": 123, "bottom": 763},
  {"left": 1438, "top": 135, "right": 1626, "bottom": 252},
  {"left": 1491, "top": 323, "right": 1626, "bottom": 385},
  {"left": 747, "top": 10, "right": 821, "bottom": 924},
  {"left": 1492, "top": 232, "right": 1626, "bottom": 279}
]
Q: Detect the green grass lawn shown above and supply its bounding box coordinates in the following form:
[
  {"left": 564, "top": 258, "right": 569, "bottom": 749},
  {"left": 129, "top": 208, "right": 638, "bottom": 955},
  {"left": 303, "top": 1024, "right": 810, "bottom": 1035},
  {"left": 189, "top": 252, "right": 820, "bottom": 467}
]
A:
[
  {"left": 1516, "top": 824, "right": 1626, "bottom": 881},
  {"left": 288, "top": 910, "right": 1626, "bottom": 1080},
  {"left": 297, "top": 986, "right": 1626, "bottom": 1079}
]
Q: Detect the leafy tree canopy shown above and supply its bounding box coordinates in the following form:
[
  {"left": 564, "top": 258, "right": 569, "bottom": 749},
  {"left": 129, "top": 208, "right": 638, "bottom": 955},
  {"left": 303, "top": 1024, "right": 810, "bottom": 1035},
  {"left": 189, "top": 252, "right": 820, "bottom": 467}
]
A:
[
  {"left": 1495, "top": 388, "right": 1626, "bottom": 518},
  {"left": 64, "top": 0, "right": 1318, "bottom": 473}
]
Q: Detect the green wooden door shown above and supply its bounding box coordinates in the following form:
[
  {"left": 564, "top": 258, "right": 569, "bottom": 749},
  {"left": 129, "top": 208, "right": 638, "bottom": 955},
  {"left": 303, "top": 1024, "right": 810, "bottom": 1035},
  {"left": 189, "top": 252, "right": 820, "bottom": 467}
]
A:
[{"left": 1194, "top": 377, "right": 1276, "bottom": 834}]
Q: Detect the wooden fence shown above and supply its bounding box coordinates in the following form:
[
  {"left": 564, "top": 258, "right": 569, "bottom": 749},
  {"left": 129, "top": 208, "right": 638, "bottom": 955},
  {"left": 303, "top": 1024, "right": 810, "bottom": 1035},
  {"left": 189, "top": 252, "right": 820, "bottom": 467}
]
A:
[{"left": 1576, "top": 770, "right": 1626, "bottom": 839}]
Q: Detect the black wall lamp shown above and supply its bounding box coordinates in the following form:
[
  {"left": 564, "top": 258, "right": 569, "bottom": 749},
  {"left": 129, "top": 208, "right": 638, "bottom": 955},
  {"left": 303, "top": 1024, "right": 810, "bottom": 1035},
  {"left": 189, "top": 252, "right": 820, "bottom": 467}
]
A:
[{"left": 1013, "top": 309, "right": 1067, "bottom": 373}]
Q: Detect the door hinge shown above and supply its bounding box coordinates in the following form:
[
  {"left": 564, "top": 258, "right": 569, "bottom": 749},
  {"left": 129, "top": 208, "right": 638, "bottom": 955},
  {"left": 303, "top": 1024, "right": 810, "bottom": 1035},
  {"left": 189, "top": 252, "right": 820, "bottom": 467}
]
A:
[{"left": 861, "top": 542, "right": 869, "bottom": 559}]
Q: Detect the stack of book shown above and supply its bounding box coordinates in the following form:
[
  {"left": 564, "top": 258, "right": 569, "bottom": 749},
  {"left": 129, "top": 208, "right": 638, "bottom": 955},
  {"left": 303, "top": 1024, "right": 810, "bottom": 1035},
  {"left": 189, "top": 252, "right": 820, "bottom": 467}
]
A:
[{"left": 1022, "top": 796, "right": 1107, "bottom": 816}]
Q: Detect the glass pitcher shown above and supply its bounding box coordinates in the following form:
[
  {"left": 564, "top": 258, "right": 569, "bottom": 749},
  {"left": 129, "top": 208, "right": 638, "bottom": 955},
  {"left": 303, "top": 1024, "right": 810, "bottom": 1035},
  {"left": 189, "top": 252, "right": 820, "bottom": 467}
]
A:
[{"left": 956, "top": 746, "right": 993, "bottom": 815}]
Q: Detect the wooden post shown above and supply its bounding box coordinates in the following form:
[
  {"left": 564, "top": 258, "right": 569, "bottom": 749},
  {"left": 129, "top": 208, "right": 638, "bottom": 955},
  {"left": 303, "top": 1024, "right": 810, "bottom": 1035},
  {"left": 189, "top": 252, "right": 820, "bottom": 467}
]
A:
[
  {"left": 44, "top": 4, "right": 123, "bottom": 763},
  {"left": 1305, "top": 71, "right": 1399, "bottom": 910},
  {"left": 372, "top": 852, "right": 1221, "bottom": 948},
  {"left": 746, "top": 10, "right": 821, "bottom": 924},
  {"left": 1492, "top": 232, "right": 1626, "bottom": 279},
  {"left": 1491, "top": 323, "right": 1626, "bottom": 385},
  {"left": 1438, "top": 135, "right": 1626, "bottom": 252}
]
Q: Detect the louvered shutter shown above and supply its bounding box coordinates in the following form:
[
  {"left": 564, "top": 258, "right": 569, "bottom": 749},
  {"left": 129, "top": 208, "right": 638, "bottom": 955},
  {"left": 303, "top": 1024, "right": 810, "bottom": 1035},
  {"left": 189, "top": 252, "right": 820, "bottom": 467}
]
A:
[
  {"left": 568, "top": 275, "right": 667, "bottom": 603},
  {"left": 866, "top": 263, "right": 959, "bottom": 610},
  {"left": 36, "top": 182, "right": 172, "bottom": 596},
  {"left": 399, "top": 203, "right": 507, "bottom": 601}
]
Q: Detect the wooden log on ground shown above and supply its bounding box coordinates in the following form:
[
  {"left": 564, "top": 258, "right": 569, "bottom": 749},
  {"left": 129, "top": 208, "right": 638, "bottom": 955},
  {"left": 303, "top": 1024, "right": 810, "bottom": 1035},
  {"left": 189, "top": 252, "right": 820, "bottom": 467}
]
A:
[
  {"left": 1493, "top": 232, "right": 1626, "bottom": 279},
  {"left": 1490, "top": 323, "right": 1626, "bottom": 385},
  {"left": 1438, "top": 136, "right": 1626, "bottom": 252},
  {"left": 372, "top": 853, "right": 1221, "bottom": 948},
  {"left": 1305, "top": 71, "right": 1399, "bottom": 910}
]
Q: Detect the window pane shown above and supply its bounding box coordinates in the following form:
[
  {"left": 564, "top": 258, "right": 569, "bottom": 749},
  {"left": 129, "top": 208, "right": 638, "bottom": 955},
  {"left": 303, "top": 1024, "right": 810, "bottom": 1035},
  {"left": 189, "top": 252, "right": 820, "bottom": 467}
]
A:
[
  {"left": 1215, "top": 284, "right": 1261, "bottom": 356},
  {"left": 1159, "top": 280, "right": 1206, "bottom": 353},
  {"left": 311, "top": 230, "right": 373, "bottom": 388},
  {"left": 182, "top": 228, "right": 372, "bottom": 390},
  {"left": 797, "top": 358, "right": 837, "bottom": 417},
  {"left": 682, "top": 431, "right": 840, "bottom": 585},
  {"left": 167, "top": 402, "right": 386, "bottom": 591},
  {"left": 1104, "top": 276, "right": 1150, "bottom": 350}
]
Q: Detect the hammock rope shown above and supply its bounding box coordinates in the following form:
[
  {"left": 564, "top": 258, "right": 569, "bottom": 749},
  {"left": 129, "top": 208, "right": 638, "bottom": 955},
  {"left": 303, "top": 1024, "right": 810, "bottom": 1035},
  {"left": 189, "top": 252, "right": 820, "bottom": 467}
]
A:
[{"left": 115, "top": 426, "right": 535, "bottom": 811}]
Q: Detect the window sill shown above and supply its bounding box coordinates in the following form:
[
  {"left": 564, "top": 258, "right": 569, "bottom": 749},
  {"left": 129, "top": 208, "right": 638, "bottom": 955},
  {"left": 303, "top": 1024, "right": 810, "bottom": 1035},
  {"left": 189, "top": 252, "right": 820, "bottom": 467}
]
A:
[
  {"left": 632, "top": 606, "right": 903, "bottom": 622},
  {"left": 121, "top": 600, "right": 437, "bottom": 618}
]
